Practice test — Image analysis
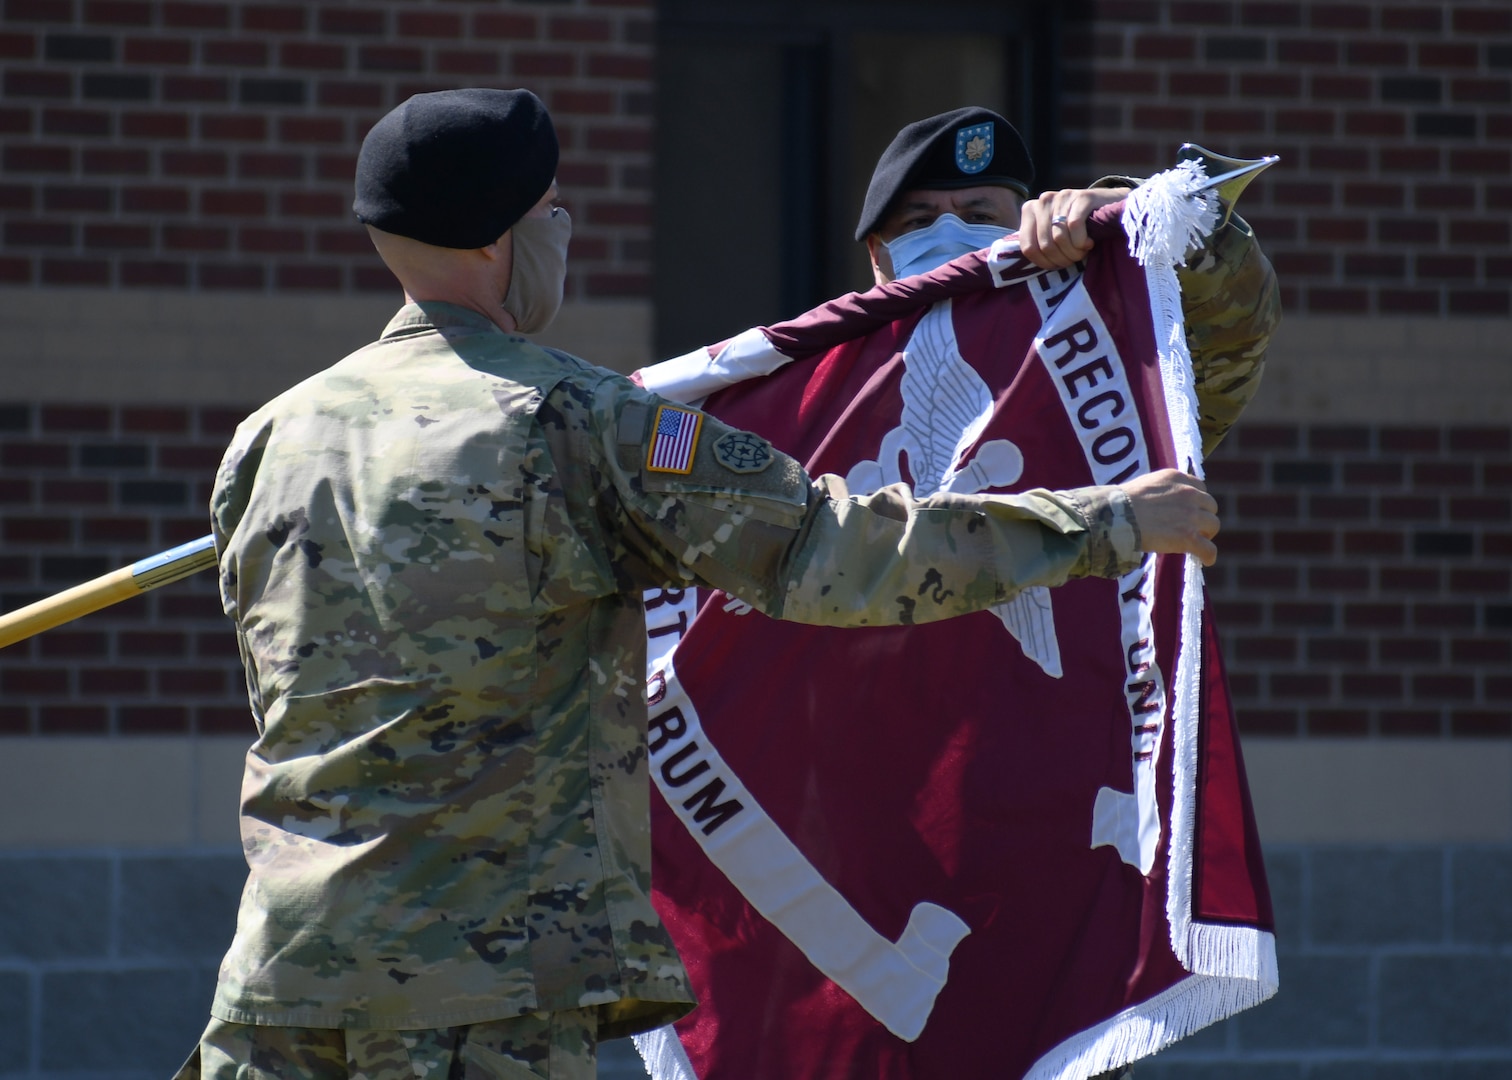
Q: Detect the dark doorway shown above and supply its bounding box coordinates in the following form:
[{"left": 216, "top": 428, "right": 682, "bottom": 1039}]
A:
[{"left": 653, "top": 0, "right": 1061, "bottom": 358}]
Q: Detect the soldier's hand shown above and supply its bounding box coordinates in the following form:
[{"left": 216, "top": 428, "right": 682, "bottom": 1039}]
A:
[
  {"left": 1018, "top": 187, "right": 1132, "bottom": 270},
  {"left": 1120, "top": 469, "right": 1220, "bottom": 566}
]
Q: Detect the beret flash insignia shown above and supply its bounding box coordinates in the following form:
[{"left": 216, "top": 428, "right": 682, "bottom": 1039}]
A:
[
  {"left": 713, "top": 431, "right": 773, "bottom": 474},
  {"left": 954, "top": 122, "right": 994, "bottom": 175}
]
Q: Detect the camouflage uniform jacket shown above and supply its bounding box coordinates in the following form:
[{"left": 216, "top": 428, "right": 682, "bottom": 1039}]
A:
[
  {"left": 1094, "top": 175, "right": 1281, "bottom": 455},
  {"left": 209, "top": 301, "right": 1142, "bottom": 1036},
  {"left": 1178, "top": 208, "right": 1279, "bottom": 455}
]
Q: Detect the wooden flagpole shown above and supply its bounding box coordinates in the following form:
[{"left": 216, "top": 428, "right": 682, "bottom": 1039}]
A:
[{"left": 0, "top": 535, "right": 217, "bottom": 650}]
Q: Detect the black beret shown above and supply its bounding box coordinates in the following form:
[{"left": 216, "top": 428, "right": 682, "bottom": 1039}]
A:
[
  {"left": 854, "top": 107, "right": 1034, "bottom": 241},
  {"left": 354, "top": 88, "right": 559, "bottom": 249}
]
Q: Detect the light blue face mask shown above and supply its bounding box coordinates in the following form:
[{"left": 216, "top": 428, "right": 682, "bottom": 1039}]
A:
[{"left": 884, "top": 213, "right": 1012, "bottom": 280}]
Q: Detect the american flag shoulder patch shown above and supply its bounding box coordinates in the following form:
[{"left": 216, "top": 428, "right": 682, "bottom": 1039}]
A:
[{"left": 646, "top": 405, "right": 703, "bottom": 474}]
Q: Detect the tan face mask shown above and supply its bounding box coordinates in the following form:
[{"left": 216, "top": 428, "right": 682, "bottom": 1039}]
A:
[{"left": 502, "top": 207, "right": 571, "bottom": 335}]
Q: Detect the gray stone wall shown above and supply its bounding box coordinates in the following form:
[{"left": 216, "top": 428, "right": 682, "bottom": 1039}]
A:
[
  {"left": 1142, "top": 845, "right": 1512, "bottom": 1079},
  {"left": 2, "top": 846, "right": 1509, "bottom": 1078},
  {"left": 0, "top": 850, "right": 240, "bottom": 1078},
  {"left": 0, "top": 849, "right": 655, "bottom": 1079}
]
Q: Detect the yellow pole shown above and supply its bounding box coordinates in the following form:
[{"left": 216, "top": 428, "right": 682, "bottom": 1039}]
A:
[{"left": 0, "top": 535, "right": 217, "bottom": 650}]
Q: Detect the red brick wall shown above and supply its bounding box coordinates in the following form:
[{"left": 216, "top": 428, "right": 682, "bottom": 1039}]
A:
[
  {"left": 0, "top": 402, "right": 245, "bottom": 734},
  {"left": 3, "top": 2, "right": 1509, "bottom": 744},
  {"left": 1207, "top": 423, "right": 1512, "bottom": 737},
  {"left": 3, "top": 405, "right": 1509, "bottom": 740},
  {"left": 1063, "top": 0, "right": 1512, "bottom": 316},
  {"left": 0, "top": 0, "right": 653, "bottom": 300}
]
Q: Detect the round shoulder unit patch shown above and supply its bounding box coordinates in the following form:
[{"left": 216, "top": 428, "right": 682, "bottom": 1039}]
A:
[{"left": 713, "top": 430, "right": 774, "bottom": 474}]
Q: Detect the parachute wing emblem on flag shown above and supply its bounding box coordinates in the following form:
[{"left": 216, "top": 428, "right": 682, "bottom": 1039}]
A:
[{"left": 842, "top": 299, "right": 1062, "bottom": 678}]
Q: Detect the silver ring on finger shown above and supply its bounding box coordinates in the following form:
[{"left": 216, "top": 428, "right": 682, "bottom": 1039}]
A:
[{"left": 1051, "top": 215, "right": 1069, "bottom": 227}]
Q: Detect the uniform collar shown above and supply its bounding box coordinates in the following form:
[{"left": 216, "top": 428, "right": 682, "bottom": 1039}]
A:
[{"left": 380, "top": 301, "right": 511, "bottom": 340}]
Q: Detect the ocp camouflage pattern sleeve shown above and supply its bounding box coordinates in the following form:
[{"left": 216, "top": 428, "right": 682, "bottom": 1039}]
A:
[
  {"left": 1177, "top": 211, "right": 1279, "bottom": 456},
  {"left": 567, "top": 379, "right": 1144, "bottom": 624},
  {"left": 1094, "top": 174, "right": 1281, "bottom": 454},
  {"left": 774, "top": 480, "right": 1141, "bottom": 626}
]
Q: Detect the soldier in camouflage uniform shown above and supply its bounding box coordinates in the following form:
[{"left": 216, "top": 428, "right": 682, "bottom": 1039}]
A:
[
  {"left": 857, "top": 108, "right": 1278, "bottom": 1080},
  {"left": 857, "top": 107, "right": 1279, "bottom": 458},
  {"left": 178, "top": 89, "right": 1221, "bottom": 1080}
]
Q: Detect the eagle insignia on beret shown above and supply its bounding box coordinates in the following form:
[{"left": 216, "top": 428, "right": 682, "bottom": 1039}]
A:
[
  {"left": 954, "top": 122, "right": 994, "bottom": 175},
  {"left": 713, "top": 431, "right": 773, "bottom": 474}
]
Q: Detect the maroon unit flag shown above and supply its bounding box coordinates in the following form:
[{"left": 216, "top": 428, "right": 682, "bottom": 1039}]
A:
[{"left": 632, "top": 201, "right": 1276, "bottom": 1080}]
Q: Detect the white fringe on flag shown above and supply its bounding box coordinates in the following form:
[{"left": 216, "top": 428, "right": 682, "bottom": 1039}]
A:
[
  {"left": 1130, "top": 163, "right": 1276, "bottom": 983},
  {"left": 1023, "top": 972, "right": 1274, "bottom": 1080},
  {"left": 633, "top": 1023, "right": 699, "bottom": 1080},
  {"left": 1028, "top": 161, "right": 1278, "bottom": 1079},
  {"left": 1122, "top": 159, "right": 1220, "bottom": 273},
  {"left": 1125, "top": 165, "right": 1211, "bottom": 483}
]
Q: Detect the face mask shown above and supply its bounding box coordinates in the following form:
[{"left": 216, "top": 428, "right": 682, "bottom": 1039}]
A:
[
  {"left": 884, "top": 213, "right": 1011, "bottom": 280},
  {"left": 503, "top": 206, "right": 571, "bottom": 334}
]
